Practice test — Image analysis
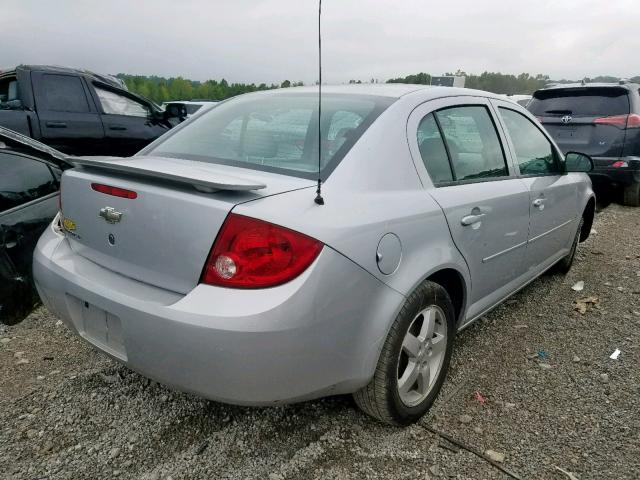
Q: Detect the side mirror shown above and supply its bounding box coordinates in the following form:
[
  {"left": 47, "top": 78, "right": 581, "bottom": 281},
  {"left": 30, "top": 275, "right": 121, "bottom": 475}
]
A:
[{"left": 565, "top": 152, "right": 593, "bottom": 173}]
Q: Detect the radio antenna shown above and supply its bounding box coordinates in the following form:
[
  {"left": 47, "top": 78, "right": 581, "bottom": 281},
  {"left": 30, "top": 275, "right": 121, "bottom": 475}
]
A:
[{"left": 314, "top": 0, "right": 325, "bottom": 205}]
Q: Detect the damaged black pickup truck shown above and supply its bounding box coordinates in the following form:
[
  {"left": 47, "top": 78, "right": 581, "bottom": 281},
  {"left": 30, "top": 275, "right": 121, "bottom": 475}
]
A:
[{"left": 0, "top": 65, "right": 184, "bottom": 157}]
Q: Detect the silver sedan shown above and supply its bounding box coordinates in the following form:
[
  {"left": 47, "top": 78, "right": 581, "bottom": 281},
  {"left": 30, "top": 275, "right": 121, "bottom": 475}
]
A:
[{"left": 33, "top": 85, "right": 595, "bottom": 425}]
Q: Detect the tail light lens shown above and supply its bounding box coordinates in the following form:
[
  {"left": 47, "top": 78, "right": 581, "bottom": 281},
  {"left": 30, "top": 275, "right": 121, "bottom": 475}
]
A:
[
  {"left": 611, "top": 160, "right": 629, "bottom": 168},
  {"left": 201, "top": 214, "right": 323, "bottom": 288},
  {"left": 594, "top": 114, "right": 640, "bottom": 128},
  {"left": 626, "top": 113, "right": 640, "bottom": 128},
  {"left": 91, "top": 183, "right": 138, "bottom": 199}
]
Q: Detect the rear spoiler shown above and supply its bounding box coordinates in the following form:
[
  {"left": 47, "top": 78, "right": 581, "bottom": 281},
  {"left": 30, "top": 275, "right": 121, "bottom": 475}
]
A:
[{"left": 73, "top": 156, "right": 267, "bottom": 192}]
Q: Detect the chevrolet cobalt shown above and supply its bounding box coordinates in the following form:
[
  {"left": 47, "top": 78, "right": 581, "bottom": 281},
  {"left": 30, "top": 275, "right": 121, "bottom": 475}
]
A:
[{"left": 34, "top": 85, "right": 595, "bottom": 425}]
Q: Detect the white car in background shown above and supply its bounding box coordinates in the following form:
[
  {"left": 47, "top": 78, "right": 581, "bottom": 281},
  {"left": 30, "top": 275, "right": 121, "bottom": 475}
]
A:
[
  {"left": 505, "top": 94, "right": 532, "bottom": 107},
  {"left": 162, "top": 100, "right": 218, "bottom": 119}
]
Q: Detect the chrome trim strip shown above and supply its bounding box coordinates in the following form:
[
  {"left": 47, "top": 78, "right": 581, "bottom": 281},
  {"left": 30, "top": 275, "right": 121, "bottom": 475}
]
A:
[
  {"left": 482, "top": 240, "right": 527, "bottom": 263},
  {"left": 528, "top": 219, "right": 573, "bottom": 244}
]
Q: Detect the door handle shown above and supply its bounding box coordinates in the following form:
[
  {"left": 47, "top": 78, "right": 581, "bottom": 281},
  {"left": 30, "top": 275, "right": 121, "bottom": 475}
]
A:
[
  {"left": 46, "top": 121, "right": 67, "bottom": 128},
  {"left": 532, "top": 198, "right": 546, "bottom": 209},
  {"left": 108, "top": 125, "right": 127, "bottom": 131},
  {"left": 461, "top": 213, "right": 485, "bottom": 226}
]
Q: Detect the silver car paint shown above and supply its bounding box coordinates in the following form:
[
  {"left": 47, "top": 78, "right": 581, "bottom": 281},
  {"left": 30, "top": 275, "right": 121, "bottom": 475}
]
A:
[
  {"left": 33, "top": 85, "right": 594, "bottom": 405},
  {"left": 34, "top": 220, "right": 405, "bottom": 404},
  {"left": 60, "top": 164, "right": 314, "bottom": 294}
]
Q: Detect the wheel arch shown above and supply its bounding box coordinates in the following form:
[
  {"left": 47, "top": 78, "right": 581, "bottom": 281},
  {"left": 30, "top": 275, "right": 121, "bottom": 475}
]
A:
[
  {"left": 580, "top": 196, "right": 596, "bottom": 242},
  {"left": 425, "top": 267, "right": 468, "bottom": 326}
]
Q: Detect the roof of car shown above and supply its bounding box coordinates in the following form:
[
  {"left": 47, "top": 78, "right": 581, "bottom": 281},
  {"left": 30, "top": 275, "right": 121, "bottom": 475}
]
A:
[
  {"left": 255, "top": 83, "right": 506, "bottom": 101},
  {"left": 8, "top": 64, "right": 127, "bottom": 90}
]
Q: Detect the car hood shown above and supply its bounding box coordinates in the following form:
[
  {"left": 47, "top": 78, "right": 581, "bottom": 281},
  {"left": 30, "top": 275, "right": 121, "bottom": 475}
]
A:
[{"left": 0, "top": 126, "right": 74, "bottom": 168}]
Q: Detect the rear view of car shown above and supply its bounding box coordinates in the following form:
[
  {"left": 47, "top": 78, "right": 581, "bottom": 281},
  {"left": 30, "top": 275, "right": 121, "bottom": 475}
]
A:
[{"left": 529, "top": 83, "right": 640, "bottom": 205}]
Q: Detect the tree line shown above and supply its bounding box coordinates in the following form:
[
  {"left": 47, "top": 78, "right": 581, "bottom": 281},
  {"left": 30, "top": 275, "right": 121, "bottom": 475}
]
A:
[
  {"left": 118, "top": 71, "right": 640, "bottom": 104},
  {"left": 117, "top": 74, "right": 302, "bottom": 104},
  {"left": 388, "top": 70, "right": 640, "bottom": 95}
]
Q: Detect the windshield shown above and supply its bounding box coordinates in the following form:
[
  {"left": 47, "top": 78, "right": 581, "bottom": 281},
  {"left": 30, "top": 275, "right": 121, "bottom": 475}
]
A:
[
  {"left": 529, "top": 87, "right": 630, "bottom": 117},
  {"left": 147, "top": 93, "right": 393, "bottom": 179}
]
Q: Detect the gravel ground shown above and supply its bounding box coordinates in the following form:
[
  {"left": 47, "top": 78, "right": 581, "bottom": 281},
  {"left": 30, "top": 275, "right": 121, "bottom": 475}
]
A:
[{"left": 1, "top": 203, "right": 639, "bottom": 480}]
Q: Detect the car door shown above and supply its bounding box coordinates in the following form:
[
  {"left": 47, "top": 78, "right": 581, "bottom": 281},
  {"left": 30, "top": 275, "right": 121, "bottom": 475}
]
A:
[
  {"left": 31, "top": 72, "right": 105, "bottom": 155},
  {"left": 408, "top": 97, "right": 531, "bottom": 321},
  {"left": 0, "top": 75, "right": 33, "bottom": 136},
  {"left": 494, "top": 101, "right": 578, "bottom": 272},
  {"left": 0, "top": 151, "right": 60, "bottom": 324},
  {"left": 89, "top": 83, "right": 169, "bottom": 156}
]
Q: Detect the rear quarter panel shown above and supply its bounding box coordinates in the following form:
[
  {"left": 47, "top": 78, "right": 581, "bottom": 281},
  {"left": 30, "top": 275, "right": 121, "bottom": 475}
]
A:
[{"left": 233, "top": 97, "right": 471, "bottom": 319}]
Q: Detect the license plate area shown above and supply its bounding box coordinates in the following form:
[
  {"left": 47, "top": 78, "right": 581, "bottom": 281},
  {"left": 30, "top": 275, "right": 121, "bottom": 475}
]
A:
[
  {"left": 66, "top": 295, "right": 127, "bottom": 361},
  {"left": 556, "top": 128, "right": 577, "bottom": 138}
]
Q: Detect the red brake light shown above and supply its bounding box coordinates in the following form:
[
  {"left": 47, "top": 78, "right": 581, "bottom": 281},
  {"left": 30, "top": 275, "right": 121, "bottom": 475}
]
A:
[
  {"left": 611, "top": 160, "right": 629, "bottom": 168},
  {"left": 201, "top": 214, "right": 323, "bottom": 288},
  {"left": 594, "top": 114, "right": 632, "bottom": 128},
  {"left": 91, "top": 183, "right": 137, "bottom": 199},
  {"left": 626, "top": 113, "right": 640, "bottom": 128}
]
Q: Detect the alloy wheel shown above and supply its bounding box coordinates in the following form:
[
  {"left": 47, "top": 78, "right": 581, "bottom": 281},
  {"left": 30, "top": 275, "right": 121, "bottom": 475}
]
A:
[{"left": 397, "top": 305, "right": 448, "bottom": 407}]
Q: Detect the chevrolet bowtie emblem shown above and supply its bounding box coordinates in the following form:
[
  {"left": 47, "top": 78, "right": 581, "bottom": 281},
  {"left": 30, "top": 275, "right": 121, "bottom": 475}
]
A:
[{"left": 99, "top": 207, "right": 123, "bottom": 224}]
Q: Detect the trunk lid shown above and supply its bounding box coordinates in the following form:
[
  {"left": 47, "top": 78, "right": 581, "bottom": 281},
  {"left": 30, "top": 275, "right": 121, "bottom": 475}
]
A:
[
  {"left": 60, "top": 156, "right": 314, "bottom": 294},
  {"left": 529, "top": 86, "right": 630, "bottom": 157},
  {"left": 540, "top": 117, "right": 626, "bottom": 157}
]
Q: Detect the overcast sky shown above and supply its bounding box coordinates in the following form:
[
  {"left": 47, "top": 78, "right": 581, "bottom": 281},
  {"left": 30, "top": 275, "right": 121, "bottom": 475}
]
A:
[{"left": 1, "top": 0, "right": 637, "bottom": 84}]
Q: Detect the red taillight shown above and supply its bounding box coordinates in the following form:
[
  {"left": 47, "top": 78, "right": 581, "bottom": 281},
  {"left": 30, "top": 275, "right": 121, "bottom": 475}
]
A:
[
  {"left": 91, "top": 183, "right": 137, "bottom": 199},
  {"left": 593, "top": 114, "right": 640, "bottom": 128},
  {"left": 626, "top": 113, "right": 640, "bottom": 128},
  {"left": 201, "top": 214, "right": 323, "bottom": 288},
  {"left": 611, "top": 160, "right": 629, "bottom": 168}
]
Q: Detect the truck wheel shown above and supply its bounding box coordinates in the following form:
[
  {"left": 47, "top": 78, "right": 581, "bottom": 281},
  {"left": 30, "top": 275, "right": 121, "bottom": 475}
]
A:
[
  {"left": 623, "top": 182, "right": 640, "bottom": 207},
  {"left": 353, "top": 280, "right": 455, "bottom": 426}
]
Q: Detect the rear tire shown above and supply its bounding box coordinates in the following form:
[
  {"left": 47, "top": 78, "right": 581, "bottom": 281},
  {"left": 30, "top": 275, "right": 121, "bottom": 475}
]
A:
[
  {"left": 623, "top": 182, "right": 640, "bottom": 207},
  {"left": 353, "top": 280, "right": 455, "bottom": 426},
  {"left": 552, "top": 217, "right": 583, "bottom": 275}
]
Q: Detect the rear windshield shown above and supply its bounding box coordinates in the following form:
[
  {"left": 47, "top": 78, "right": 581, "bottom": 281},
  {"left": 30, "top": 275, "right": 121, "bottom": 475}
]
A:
[
  {"left": 147, "top": 93, "right": 393, "bottom": 180},
  {"left": 529, "top": 87, "right": 629, "bottom": 117}
]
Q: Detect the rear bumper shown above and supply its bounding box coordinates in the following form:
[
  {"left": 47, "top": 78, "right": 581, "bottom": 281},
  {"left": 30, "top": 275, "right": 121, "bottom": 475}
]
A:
[
  {"left": 33, "top": 219, "right": 404, "bottom": 405},
  {"left": 590, "top": 156, "right": 640, "bottom": 186}
]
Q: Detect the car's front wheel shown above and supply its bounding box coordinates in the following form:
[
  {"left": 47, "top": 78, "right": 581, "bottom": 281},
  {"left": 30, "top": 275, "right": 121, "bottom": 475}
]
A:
[{"left": 353, "top": 280, "right": 455, "bottom": 426}]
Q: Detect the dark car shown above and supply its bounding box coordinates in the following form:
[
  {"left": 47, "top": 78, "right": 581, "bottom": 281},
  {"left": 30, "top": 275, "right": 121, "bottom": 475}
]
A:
[
  {"left": 529, "top": 82, "right": 640, "bottom": 206},
  {"left": 0, "top": 126, "right": 73, "bottom": 325},
  {"left": 0, "top": 65, "right": 182, "bottom": 157}
]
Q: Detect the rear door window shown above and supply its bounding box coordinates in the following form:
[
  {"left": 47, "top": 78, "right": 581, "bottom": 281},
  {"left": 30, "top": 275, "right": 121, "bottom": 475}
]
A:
[
  {"left": 499, "top": 108, "right": 560, "bottom": 176},
  {"left": 434, "top": 106, "right": 508, "bottom": 181},
  {"left": 529, "top": 88, "right": 630, "bottom": 117},
  {"left": 416, "top": 113, "right": 453, "bottom": 184},
  {"left": 0, "top": 153, "right": 57, "bottom": 212},
  {"left": 38, "top": 74, "right": 90, "bottom": 113}
]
